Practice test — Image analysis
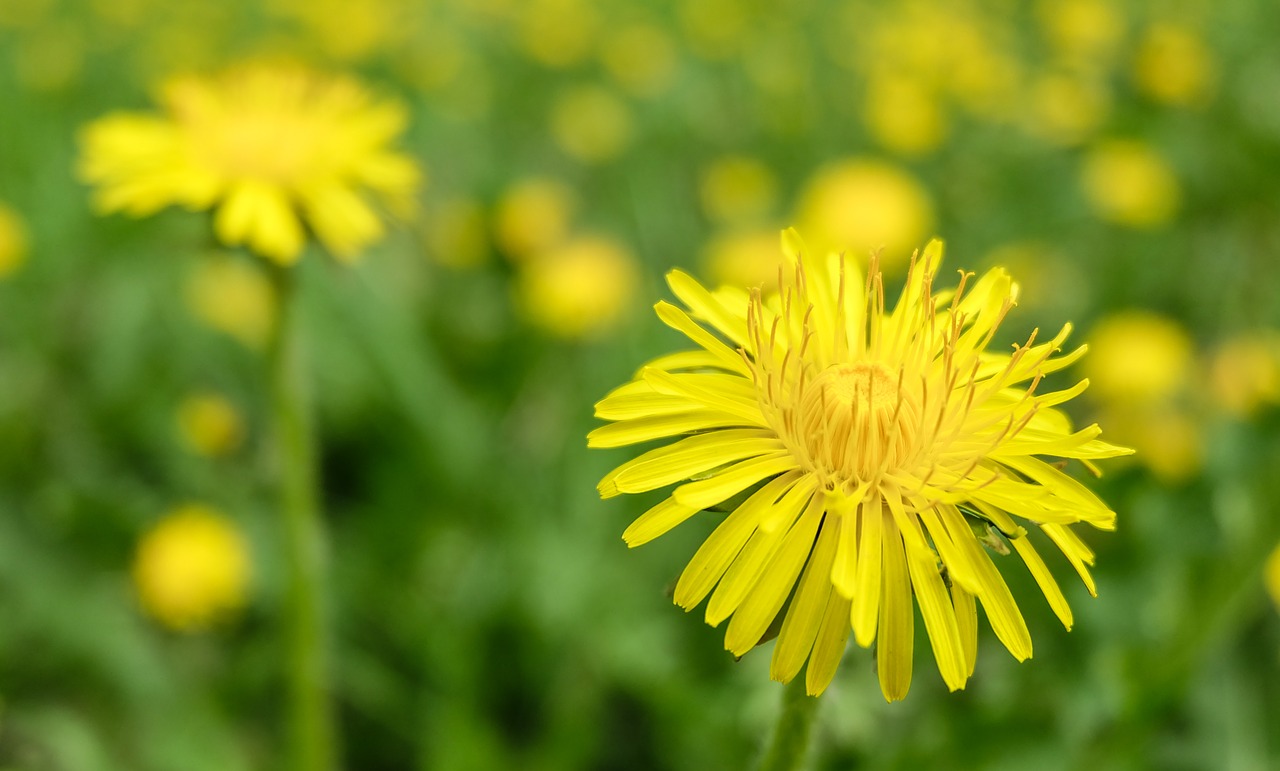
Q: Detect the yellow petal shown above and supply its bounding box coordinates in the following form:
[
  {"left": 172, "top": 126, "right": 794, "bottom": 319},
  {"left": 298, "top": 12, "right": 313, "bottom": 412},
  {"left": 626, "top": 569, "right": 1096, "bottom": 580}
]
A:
[
  {"left": 622, "top": 497, "right": 699, "bottom": 547},
  {"left": 849, "top": 495, "right": 883, "bottom": 647},
  {"left": 1009, "top": 533, "right": 1074, "bottom": 629},
  {"left": 672, "top": 452, "right": 795, "bottom": 511},
  {"left": 905, "top": 542, "right": 968, "bottom": 691},
  {"left": 600, "top": 429, "right": 784, "bottom": 498},
  {"left": 877, "top": 515, "right": 914, "bottom": 702},
  {"left": 770, "top": 515, "right": 838, "bottom": 683},
  {"left": 587, "top": 409, "right": 756, "bottom": 448},
  {"left": 805, "top": 591, "right": 852, "bottom": 695}
]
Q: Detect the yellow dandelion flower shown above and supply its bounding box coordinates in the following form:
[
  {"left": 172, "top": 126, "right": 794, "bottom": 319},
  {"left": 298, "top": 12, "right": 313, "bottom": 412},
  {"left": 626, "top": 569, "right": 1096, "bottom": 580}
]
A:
[
  {"left": 517, "top": 235, "right": 640, "bottom": 338},
  {"left": 1133, "top": 23, "right": 1217, "bottom": 108},
  {"left": 133, "top": 504, "right": 252, "bottom": 632},
  {"left": 176, "top": 392, "right": 245, "bottom": 457},
  {"left": 185, "top": 254, "right": 277, "bottom": 349},
  {"left": 1080, "top": 140, "right": 1180, "bottom": 229},
  {"left": 0, "top": 202, "right": 30, "bottom": 278},
  {"left": 1082, "top": 311, "right": 1192, "bottom": 405},
  {"left": 1208, "top": 331, "right": 1280, "bottom": 418},
  {"left": 78, "top": 63, "right": 422, "bottom": 265},
  {"left": 590, "top": 229, "right": 1130, "bottom": 701}
]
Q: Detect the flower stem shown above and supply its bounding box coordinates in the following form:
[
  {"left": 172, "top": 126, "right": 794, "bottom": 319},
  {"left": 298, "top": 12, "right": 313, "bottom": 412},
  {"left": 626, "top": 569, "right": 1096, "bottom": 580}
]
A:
[
  {"left": 756, "top": 677, "right": 822, "bottom": 771},
  {"left": 267, "top": 264, "right": 338, "bottom": 771}
]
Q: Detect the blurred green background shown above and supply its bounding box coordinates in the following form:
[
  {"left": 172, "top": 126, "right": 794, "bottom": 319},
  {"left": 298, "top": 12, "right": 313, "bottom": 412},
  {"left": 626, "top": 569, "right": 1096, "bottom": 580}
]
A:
[{"left": 1, "top": 0, "right": 1279, "bottom": 768}]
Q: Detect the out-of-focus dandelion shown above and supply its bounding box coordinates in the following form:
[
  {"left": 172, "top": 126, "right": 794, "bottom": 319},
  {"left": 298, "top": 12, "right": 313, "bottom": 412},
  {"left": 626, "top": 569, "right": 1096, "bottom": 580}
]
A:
[
  {"left": 1036, "top": 0, "right": 1125, "bottom": 66},
  {"left": 699, "top": 157, "right": 777, "bottom": 226},
  {"left": 185, "top": 254, "right": 277, "bottom": 349},
  {"left": 601, "top": 23, "right": 679, "bottom": 98},
  {"left": 1208, "top": 332, "right": 1280, "bottom": 418},
  {"left": 78, "top": 63, "right": 422, "bottom": 264},
  {"left": 177, "top": 392, "right": 246, "bottom": 457},
  {"left": 1084, "top": 311, "right": 1193, "bottom": 405},
  {"left": 1133, "top": 23, "right": 1217, "bottom": 108},
  {"left": 794, "top": 160, "right": 934, "bottom": 271},
  {"left": 133, "top": 504, "right": 252, "bottom": 632},
  {"left": 516, "top": 235, "right": 639, "bottom": 338},
  {"left": 519, "top": 0, "right": 599, "bottom": 69},
  {"left": 549, "top": 85, "right": 634, "bottom": 164},
  {"left": 425, "top": 197, "right": 489, "bottom": 269},
  {"left": 591, "top": 229, "right": 1129, "bottom": 702},
  {"left": 0, "top": 202, "right": 29, "bottom": 278},
  {"left": 494, "top": 177, "right": 576, "bottom": 259},
  {"left": 1026, "top": 72, "right": 1111, "bottom": 146},
  {"left": 862, "top": 73, "right": 948, "bottom": 155},
  {"left": 1080, "top": 140, "right": 1180, "bottom": 228},
  {"left": 701, "top": 229, "right": 784, "bottom": 292}
]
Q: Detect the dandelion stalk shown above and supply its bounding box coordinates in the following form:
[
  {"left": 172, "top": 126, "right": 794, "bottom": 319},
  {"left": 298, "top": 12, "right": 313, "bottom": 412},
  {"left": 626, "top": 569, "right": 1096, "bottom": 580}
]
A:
[
  {"left": 266, "top": 263, "right": 338, "bottom": 771},
  {"left": 756, "top": 678, "right": 821, "bottom": 771}
]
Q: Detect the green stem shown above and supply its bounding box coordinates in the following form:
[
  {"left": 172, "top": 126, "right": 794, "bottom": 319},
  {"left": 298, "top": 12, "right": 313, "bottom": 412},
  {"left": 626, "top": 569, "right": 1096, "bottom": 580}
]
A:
[
  {"left": 756, "top": 677, "right": 822, "bottom": 771},
  {"left": 267, "top": 264, "right": 338, "bottom": 771}
]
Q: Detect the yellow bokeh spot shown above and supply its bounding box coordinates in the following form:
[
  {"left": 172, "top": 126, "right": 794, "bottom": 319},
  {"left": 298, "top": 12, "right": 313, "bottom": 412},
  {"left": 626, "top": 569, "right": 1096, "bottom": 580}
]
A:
[
  {"left": 1084, "top": 311, "right": 1193, "bottom": 405},
  {"left": 519, "top": 0, "right": 599, "bottom": 69},
  {"left": 1026, "top": 72, "right": 1110, "bottom": 146},
  {"left": 133, "top": 504, "right": 252, "bottom": 632},
  {"left": 494, "top": 177, "right": 576, "bottom": 260},
  {"left": 186, "top": 255, "right": 276, "bottom": 349},
  {"left": 793, "top": 159, "right": 935, "bottom": 270},
  {"left": 700, "top": 229, "right": 784, "bottom": 292},
  {"left": 1105, "top": 405, "right": 1203, "bottom": 483},
  {"left": 176, "top": 392, "right": 245, "bottom": 458},
  {"left": 550, "top": 86, "right": 633, "bottom": 164},
  {"left": 699, "top": 157, "right": 777, "bottom": 226},
  {"left": 1037, "top": 0, "right": 1125, "bottom": 64},
  {"left": 863, "top": 74, "right": 948, "bottom": 156},
  {"left": 1081, "top": 140, "right": 1180, "bottom": 228},
  {"left": 0, "top": 202, "right": 30, "bottom": 278},
  {"left": 601, "top": 24, "right": 678, "bottom": 98},
  {"left": 678, "top": 0, "right": 749, "bottom": 61},
  {"left": 517, "top": 235, "right": 639, "bottom": 338},
  {"left": 424, "top": 197, "right": 489, "bottom": 269},
  {"left": 983, "top": 241, "right": 1086, "bottom": 314},
  {"left": 1266, "top": 544, "right": 1280, "bottom": 613},
  {"left": 1208, "top": 331, "right": 1280, "bottom": 419},
  {"left": 1133, "top": 23, "right": 1217, "bottom": 108}
]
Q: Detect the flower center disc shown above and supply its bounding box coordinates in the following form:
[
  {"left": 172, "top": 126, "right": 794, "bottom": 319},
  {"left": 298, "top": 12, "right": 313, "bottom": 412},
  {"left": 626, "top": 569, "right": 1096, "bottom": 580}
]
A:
[{"left": 820, "top": 362, "right": 899, "bottom": 412}]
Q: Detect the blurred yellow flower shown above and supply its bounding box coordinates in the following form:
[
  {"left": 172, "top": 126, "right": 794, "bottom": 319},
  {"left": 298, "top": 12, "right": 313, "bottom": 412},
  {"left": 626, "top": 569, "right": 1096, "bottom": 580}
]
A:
[
  {"left": 1083, "top": 311, "right": 1193, "bottom": 405},
  {"left": 424, "top": 197, "right": 489, "bottom": 269},
  {"left": 516, "top": 235, "right": 639, "bottom": 338},
  {"left": 1133, "top": 24, "right": 1217, "bottom": 108},
  {"left": 133, "top": 504, "right": 252, "bottom": 632},
  {"left": 982, "top": 242, "right": 1087, "bottom": 316},
  {"left": 1266, "top": 544, "right": 1280, "bottom": 612},
  {"left": 1208, "top": 331, "right": 1280, "bottom": 418},
  {"left": 14, "top": 21, "right": 84, "bottom": 93},
  {"left": 78, "top": 63, "right": 422, "bottom": 264},
  {"left": 863, "top": 74, "right": 948, "bottom": 155},
  {"left": 794, "top": 159, "right": 934, "bottom": 270},
  {"left": 699, "top": 157, "right": 777, "bottom": 225},
  {"left": 0, "top": 202, "right": 29, "bottom": 278},
  {"left": 519, "top": 0, "right": 599, "bottom": 69},
  {"left": 601, "top": 24, "right": 679, "bottom": 98},
  {"left": 550, "top": 86, "right": 634, "bottom": 164},
  {"left": 1102, "top": 406, "right": 1203, "bottom": 483},
  {"left": 494, "top": 177, "right": 576, "bottom": 259},
  {"left": 186, "top": 255, "right": 276, "bottom": 349},
  {"left": 1081, "top": 141, "right": 1180, "bottom": 228},
  {"left": 1026, "top": 72, "right": 1110, "bottom": 146},
  {"left": 1037, "top": 0, "right": 1124, "bottom": 65},
  {"left": 592, "top": 230, "right": 1129, "bottom": 700},
  {"left": 177, "top": 392, "right": 245, "bottom": 457},
  {"left": 678, "top": 0, "right": 749, "bottom": 60},
  {"left": 270, "top": 0, "right": 407, "bottom": 62},
  {"left": 700, "top": 229, "right": 783, "bottom": 291}
]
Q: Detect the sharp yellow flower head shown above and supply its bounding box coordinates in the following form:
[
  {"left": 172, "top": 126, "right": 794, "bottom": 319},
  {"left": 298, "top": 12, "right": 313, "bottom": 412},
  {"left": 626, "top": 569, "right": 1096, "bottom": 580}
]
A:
[
  {"left": 78, "top": 62, "right": 423, "bottom": 264},
  {"left": 590, "top": 229, "right": 1130, "bottom": 701},
  {"left": 133, "top": 504, "right": 252, "bottom": 632}
]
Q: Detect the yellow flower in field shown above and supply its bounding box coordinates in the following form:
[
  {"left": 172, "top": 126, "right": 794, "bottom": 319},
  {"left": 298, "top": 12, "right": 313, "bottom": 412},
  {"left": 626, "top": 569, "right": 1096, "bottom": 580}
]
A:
[
  {"left": 794, "top": 160, "right": 934, "bottom": 272},
  {"left": 1133, "top": 24, "right": 1216, "bottom": 108},
  {"left": 1080, "top": 141, "right": 1180, "bottom": 229},
  {"left": 494, "top": 177, "right": 577, "bottom": 260},
  {"left": 1083, "top": 311, "right": 1192, "bottom": 405},
  {"left": 517, "top": 235, "right": 639, "bottom": 338},
  {"left": 186, "top": 254, "right": 276, "bottom": 349},
  {"left": 78, "top": 63, "right": 422, "bottom": 264},
  {"left": 0, "top": 202, "right": 29, "bottom": 278},
  {"left": 591, "top": 230, "right": 1130, "bottom": 700},
  {"left": 550, "top": 86, "right": 634, "bottom": 164},
  {"left": 699, "top": 157, "right": 778, "bottom": 225},
  {"left": 1208, "top": 331, "right": 1280, "bottom": 418},
  {"left": 1100, "top": 405, "right": 1202, "bottom": 483},
  {"left": 177, "top": 392, "right": 245, "bottom": 457},
  {"left": 133, "top": 504, "right": 252, "bottom": 632}
]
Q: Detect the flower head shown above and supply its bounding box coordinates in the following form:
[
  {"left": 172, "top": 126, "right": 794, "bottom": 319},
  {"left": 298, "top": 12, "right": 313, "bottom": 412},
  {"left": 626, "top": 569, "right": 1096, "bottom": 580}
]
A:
[
  {"left": 590, "top": 230, "right": 1130, "bottom": 701},
  {"left": 78, "top": 63, "right": 422, "bottom": 264}
]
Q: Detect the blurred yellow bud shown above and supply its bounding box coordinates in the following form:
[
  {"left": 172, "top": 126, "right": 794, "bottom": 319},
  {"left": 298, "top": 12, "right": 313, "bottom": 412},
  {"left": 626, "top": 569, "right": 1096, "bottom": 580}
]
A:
[
  {"left": 1133, "top": 24, "right": 1216, "bottom": 107},
  {"left": 793, "top": 159, "right": 934, "bottom": 271},
  {"left": 602, "top": 24, "right": 678, "bottom": 97},
  {"left": 1084, "top": 311, "right": 1193, "bottom": 405},
  {"left": 550, "top": 86, "right": 633, "bottom": 164},
  {"left": 863, "top": 74, "right": 948, "bottom": 155},
  {"left": 1081, "top": 140, "right": 1180, "bottom": 228},
  {"left": 516, "top": 235, "right": 639, "bottom": 338},
  {"left": 700, "top": 229, "right": 783, "bottom": 292},
  {"left": 699, "top": 157, "right": 777, "bottom": 225},
  {"left": 0, "top": 202, "right": 29, "bottom": 278},
  {"left": 186, "top": 255, "right": 276, "bottom": 350},
  {"left": 176, "top": 392, "right": 245, "bottom": 457},
  {"left": 1208, "top": 331, "right": 1280, "bottom": 418},
  {"left": 494, "top": 178, "right": 576, "bottom": 260},
  {"left": 425, "top": 198, "right": 489, "bottom": 269},
  {"left": 133, "top": 504, "right": 252, "bottom": 632}
]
